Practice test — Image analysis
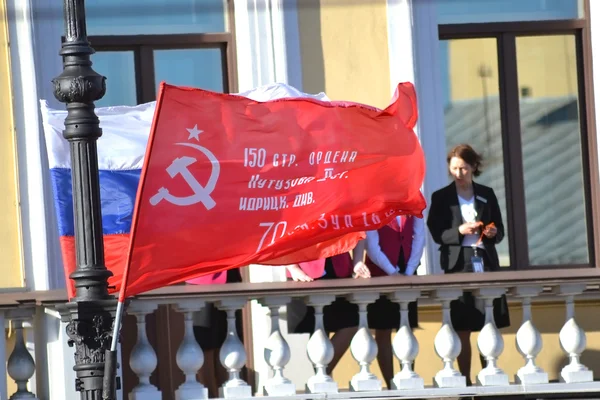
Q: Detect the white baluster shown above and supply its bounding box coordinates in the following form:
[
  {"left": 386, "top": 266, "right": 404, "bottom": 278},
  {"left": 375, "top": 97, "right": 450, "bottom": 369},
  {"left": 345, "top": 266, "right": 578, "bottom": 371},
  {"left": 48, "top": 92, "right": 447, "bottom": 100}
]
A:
[
  {"left": 390, "top": 290, "right": 423, "bottom": 390},
  {"left": 348, "top": 292, "right": 381, "bottom": 392},
  {"left": 475, "top": 288, "right": 509, "bottom": 386},
  {"left": 554, "top": 284, "right": 593, "bottom": 383},
  {"left": 0, "top": 311, "right": 7, "bottom": 400},
  {"left": 128, "top": 302, "right": 161, "bottom": 400},
  {"left": 7, "top": 316, "right": 38, "bottom": 400},
  {"left": 260, "top": 296, "right": 295, "bottom": 396},
  {"left": 513, "top": 286, "right": 548, "bottom": 385},
  {"left": 433, "top": 289, "right": 466, "bottom": 388},
  {"left": 174, "top": 301, "right": 208, "bottom": 400},
  {"left": 305, "top": 294, "right": 338, "bottom": 394},
  {"left": 216, "top": 298, "right": 252, "bottom": 399}
]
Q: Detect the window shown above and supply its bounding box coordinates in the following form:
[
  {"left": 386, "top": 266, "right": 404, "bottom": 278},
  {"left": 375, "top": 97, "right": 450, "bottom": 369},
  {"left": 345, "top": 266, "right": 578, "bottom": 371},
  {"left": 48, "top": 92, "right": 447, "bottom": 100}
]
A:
[
  {"left": 91, "top": 34, "right": 236, "bottom": 106},
  {"left": 71, "top": 0, "right": 237, "bottom": 106},
  {"left": 515, "top": 35, "right": 589, "bottom": 266},
  {"left": 92, "top": 51, "right": 137, "bottom": 106},
  {"left": 439, "top": 37, "right": 510, "bottom": 266},
  {"left": 436, "top": 0, "right": 598, "bottom": 269}
]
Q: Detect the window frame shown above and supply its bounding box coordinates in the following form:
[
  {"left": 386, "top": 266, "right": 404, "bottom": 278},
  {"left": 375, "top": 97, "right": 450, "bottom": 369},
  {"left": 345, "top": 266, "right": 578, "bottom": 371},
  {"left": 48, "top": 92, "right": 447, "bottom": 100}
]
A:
[
  {"left": 89, "top": 32, "right": 237, "bottom": 103},
  {"left": 438, "top": 6, "right": 600, "bottom": 270}
]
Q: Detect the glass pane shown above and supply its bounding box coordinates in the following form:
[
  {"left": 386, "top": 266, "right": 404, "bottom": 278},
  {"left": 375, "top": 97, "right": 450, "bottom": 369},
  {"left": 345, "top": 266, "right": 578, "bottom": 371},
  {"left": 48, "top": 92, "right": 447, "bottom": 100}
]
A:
[
  {"left": 434, "top": 0, "right": 582, "bottom": 24},
  {"left": 516, "top": 35, "right": 589, "bottom": 265},
  {"left": 154, "top": 49, "right": 225, "bottom": 93},
  {"left": 93, "top": 51, "right": 137, "bottom": 107},
  {"left": 85, "top": 0, "right": 227, "bottom": 35},
  {"left": 440, "top": 38, "right": 510, "bottom": 266}
]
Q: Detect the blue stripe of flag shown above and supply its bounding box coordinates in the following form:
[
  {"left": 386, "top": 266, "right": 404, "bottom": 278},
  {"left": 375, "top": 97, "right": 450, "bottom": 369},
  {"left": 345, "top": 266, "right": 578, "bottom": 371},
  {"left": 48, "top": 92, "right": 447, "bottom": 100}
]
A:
[{"left": 50, "top": 168, "right": 141, "bottom": 236}]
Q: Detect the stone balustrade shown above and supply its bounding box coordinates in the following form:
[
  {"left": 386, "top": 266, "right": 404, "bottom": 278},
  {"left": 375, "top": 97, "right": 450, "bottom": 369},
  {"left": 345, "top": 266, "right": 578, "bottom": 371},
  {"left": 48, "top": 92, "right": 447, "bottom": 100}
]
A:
[{"left": 1, "top": 268, "right": 600, "bottom": 399}]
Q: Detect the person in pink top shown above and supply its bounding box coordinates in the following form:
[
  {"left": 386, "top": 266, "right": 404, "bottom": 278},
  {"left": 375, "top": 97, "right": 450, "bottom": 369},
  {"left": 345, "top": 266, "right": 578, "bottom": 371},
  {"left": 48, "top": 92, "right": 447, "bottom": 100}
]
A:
[
  {"left": 285, "top": 249, "right": 369, "bottom": 375},
  {"left": 188, "top": 269, "right": 243, "bottom": 398}
]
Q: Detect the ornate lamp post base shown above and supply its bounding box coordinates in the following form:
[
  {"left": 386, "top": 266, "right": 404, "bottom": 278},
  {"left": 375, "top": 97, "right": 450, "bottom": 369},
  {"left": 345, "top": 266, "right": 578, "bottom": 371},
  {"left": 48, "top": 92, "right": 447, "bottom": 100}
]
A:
[{"left": 57, "top": 302, "right": 119, "bottom": 397}]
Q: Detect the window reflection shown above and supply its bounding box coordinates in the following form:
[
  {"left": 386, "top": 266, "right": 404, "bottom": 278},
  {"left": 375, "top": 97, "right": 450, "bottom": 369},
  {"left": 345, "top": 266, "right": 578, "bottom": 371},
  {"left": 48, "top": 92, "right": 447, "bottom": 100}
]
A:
[
  {"left": 154, "top": 49, "right": 225, "bottom": 93},
  {"left": 38, "top": 0, "right": 228, "bottom": 36},
  {"left": 86, "top": 0, "right": 227, "bottom": 35},
  {"left": 434, "top": 0, "right": 582, "bottom": 25},
  {"left": 440, "top": 38, "right": 510, "bottom": 266},
  {"left": 516, "top": 34, "right": 589, "bottom": 265},
  {"left": 93, "top": 51, "right": 137, "bottom": 107}
]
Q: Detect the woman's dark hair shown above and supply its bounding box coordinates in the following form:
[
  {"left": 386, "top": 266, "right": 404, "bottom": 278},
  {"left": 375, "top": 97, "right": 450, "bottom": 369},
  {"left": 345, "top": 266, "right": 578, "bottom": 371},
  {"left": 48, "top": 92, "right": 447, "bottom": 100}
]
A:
[{"left": 447, "top": 144, "right": 483, "bottom": 177}]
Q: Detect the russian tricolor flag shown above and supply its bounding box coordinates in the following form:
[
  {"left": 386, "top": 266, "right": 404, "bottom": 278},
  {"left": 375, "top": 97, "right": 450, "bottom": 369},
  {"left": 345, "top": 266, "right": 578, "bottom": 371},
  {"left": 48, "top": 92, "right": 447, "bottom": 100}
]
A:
[
  {"left": 40, "top": 84, "right": 331, "bottom": 298},
  {"left": 41, "top": 100, "right": 153, "bottom": 297}
]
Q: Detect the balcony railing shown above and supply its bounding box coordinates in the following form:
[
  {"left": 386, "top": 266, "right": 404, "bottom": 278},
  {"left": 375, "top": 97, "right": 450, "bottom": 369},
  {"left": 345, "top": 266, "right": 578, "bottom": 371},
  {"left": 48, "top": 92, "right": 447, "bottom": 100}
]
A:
[{"left": 2, "top": 268, "right": 600, "bottom": 399}]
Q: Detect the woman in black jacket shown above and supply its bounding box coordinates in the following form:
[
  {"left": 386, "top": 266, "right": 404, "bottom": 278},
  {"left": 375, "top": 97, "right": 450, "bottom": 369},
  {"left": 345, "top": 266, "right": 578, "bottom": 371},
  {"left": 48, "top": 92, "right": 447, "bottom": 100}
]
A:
[{"left": 427, "top": 144, "right": 510, "bottom": 385}]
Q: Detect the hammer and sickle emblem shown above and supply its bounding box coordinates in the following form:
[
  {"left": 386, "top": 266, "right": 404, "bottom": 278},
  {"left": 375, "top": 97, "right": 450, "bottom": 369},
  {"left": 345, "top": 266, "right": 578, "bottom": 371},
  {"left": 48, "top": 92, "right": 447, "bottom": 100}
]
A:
[{"left": 149, "top": 142, "right": 221, "bottom": 210}]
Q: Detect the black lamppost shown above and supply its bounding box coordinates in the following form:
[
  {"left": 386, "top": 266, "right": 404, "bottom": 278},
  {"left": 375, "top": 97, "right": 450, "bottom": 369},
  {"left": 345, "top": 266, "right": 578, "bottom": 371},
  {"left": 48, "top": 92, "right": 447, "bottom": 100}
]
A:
[{"left": 52, "top": 0, "right": 118, "bottom": 398}]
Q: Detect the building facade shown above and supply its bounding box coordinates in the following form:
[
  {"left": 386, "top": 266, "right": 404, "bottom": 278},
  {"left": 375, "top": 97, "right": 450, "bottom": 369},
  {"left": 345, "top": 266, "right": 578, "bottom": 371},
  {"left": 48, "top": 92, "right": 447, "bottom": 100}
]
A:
[
  {"left": 0, "top": 0, "right": 23, "bottom": 290},
  {"left": 1, "top": 0, "right": 600, "bottom": 399}
]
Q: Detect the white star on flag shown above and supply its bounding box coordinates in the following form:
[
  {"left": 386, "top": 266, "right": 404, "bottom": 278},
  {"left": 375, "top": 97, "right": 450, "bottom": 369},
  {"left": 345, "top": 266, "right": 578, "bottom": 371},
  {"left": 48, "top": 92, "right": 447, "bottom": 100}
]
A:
[{"left": 187, "top": 125, "right": 203, "bottom": 141}]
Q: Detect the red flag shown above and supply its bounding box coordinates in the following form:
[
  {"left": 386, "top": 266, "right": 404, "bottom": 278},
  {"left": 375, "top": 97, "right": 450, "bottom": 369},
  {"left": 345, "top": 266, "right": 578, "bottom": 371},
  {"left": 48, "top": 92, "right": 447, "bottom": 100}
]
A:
[{"left": 118, "top": 82, "right": 426, "bottom": 299}]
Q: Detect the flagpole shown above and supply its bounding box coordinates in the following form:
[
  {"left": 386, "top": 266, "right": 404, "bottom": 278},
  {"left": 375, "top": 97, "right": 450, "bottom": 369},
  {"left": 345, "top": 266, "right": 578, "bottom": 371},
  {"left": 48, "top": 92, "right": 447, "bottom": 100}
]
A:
[
  {"left": 104, "top": 300, "right": 125, "bottom": 398},
  {"left": 52, "top": 0, "right": 118, "bottom": 399},
  {"left": 110, "top": 302, "right": 125, "bottom": 352},
  {"left": 104, "top": 86, "right": 166, "bottom": 378}
]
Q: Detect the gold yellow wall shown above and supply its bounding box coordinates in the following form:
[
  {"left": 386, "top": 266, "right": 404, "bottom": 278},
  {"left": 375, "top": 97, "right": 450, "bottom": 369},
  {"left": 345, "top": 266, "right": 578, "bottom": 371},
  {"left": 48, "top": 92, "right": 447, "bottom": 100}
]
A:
[
  {"left": 0, "top": 0, "right": 24, "bottom": 288},
  {"left": 297, "top": 0, "right": 391, "bottom": 109},
  {"left": 332, "top": 301, "right": 600, "bottom": 387},
  {"left": 447, "top": 35, "right": 578, "bottom": 101}
]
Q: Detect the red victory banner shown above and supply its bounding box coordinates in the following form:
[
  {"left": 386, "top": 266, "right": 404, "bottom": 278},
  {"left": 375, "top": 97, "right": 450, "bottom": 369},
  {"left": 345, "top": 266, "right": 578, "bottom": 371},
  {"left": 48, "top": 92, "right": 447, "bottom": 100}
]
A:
[{"left": 119, "top": 82, "right": 426, "bottom": 299}]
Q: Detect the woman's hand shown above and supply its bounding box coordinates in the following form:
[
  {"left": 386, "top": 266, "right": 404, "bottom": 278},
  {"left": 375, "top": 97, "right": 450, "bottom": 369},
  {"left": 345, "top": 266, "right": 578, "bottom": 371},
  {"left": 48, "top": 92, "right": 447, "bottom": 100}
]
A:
[
  {"left": 483, "top": 223, "right": 497, "bottom": 238},
  {"left": 286, "top": 264, "right": 313, "bottom": 282},
  {"left": 458, "top": 221, "right": 481, "bottom": 235},
  {"left": 353, "top": 261, "right": 371, "bottom": 279}
]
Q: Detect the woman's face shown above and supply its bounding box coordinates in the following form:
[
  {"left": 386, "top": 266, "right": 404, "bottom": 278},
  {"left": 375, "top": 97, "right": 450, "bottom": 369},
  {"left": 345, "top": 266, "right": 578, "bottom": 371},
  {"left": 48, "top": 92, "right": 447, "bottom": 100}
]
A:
[{"left": 448, "top": 156, "right": 474, "bottom": 187}]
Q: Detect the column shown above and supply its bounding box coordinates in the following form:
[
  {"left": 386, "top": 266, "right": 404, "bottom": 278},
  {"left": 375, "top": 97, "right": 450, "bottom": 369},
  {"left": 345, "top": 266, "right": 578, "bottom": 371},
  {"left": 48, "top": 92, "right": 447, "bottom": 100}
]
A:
[
  {"left": 128, "top": 302, "right": 161, "bottom": 400},
  {"left": 216, "top": 298, "right": 252, "bottom": 398},
  {"left": 7, "top": 310, "right": 38, "bottom": 400},
  {"left": 305, "top": 294, "right": 337, "bottom": 394},
  {"left": 554, "top": 284, "right": 593, "bottom": 383},
  {"left": 260, "top": 296, "right": 295, "bottom": 396},
  {"left": 174, "top": 301, "right": 208, "bottom": 400},
  {"left": 475, "top": 288, "right": 508, "bottom": 386},
  {"left": 348, "top": 292, "right": 381, "bottom": 392},
  {"left": 514, "top": 286, "right": 548, "bottom": 385},
  {"left": 390, "top": 290, "right": 423, "bottom": 390},
  {"left": 433, "top": 289, "right": 466, "bottom": 388}
]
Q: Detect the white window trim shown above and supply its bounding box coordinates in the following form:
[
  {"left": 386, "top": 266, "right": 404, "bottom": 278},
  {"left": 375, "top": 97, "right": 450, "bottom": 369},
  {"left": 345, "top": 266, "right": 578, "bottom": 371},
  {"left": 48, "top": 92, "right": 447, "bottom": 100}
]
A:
[
  {"left": 8, "top": 2, "right": 79, "bottom": 398},
  {"left": 386, "top": 0, "right": 448, "bottom": 275},
  {"left": 233, "top": 0, "right": 302, "bottom": 91},
  {"left": 232, "top": 0, "right": 308, "bottom": 391},
  {"left": 233, "top": 0, "right": 303, "bottom": 286},
  {"left": 7, "top": 0, "right": 65, "bottom": 293}
]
